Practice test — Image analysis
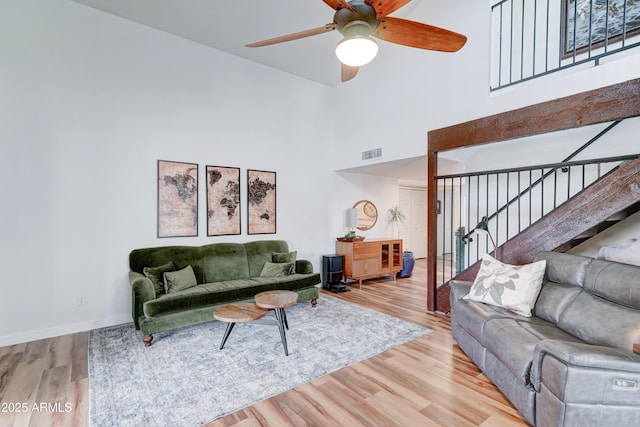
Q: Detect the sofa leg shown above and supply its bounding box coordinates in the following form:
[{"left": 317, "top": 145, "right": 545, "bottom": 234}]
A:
[
  {"left": 143, "top": 334, "right": 153, "bottom": 347},
  {"left": 310, "top": 298, "right": 317, "bottom": 308}
]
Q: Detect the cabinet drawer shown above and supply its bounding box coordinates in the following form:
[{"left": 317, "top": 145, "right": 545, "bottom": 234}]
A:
[
  {"left": 353, "top": 257, "right": 379, "bottom": 276},
  {"left": 353, "top": 244, "right": 379, "bottom": 258},
  {"left": 353, "top": 250, "right": 379, "bottom": 260}
]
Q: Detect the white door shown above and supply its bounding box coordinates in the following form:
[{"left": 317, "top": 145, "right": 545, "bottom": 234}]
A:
[
  {"left": 436, "top": 188, "right": 454, "bottom": 256},
  {"left": 398, "top": 187, "right": 427, "bottom": 258}
]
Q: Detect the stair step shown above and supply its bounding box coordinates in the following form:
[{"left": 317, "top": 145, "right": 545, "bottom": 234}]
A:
[
  {"left": 554, "top": 242, "right": 573, "bottom": 253},
  {"left": 605, "top": 211, "right": 627, "bottom": 221},
  {"left": 574, "top": 227, "right": 598, "bottom": 239},
  {"left": 559, "top": 213, "right": 627, "bottom": 251}
]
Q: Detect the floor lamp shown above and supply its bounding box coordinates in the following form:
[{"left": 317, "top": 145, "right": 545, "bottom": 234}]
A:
[{"left": 473, "top": 216, "right": 497, "bottom": 259}]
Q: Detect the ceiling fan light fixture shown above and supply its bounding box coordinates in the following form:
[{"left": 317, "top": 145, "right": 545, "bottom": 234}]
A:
[{"left": 335, "top": 35, "right": 379, "bottom": 67}]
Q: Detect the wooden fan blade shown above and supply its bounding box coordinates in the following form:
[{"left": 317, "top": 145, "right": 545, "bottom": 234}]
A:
[
  {"left": 365, "top": 0, "right": 412, "bottom": 18},
  {"left": 373, "top": 17, "right": 467, "bottom": 52},
  {"left": 341, "top": 64, "right": 359, "bottom": 82},
  {"left": 246, "top": 23, "right": 336, "bottom": 47},
  {"left": 323, "top": 0, "right": 355, "bottom": 12}
]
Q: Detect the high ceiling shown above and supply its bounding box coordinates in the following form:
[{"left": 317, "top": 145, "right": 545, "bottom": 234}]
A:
[
  {"left": 69, "top": 0, "right": 468, "bottom": 184},
  {"left": 71, "top": 0, "right": 425, "bottom": 87}
]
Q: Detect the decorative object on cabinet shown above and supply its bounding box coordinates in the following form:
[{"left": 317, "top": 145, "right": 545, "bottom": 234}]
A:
[
  {"left": 157, "top": 160, "right": 198, "bottom": 238},
  {"left": 344, "top": 207, "right": 358, "bottom": 238},
  {"left": 336, "top": 236, "right": 365, "bottom": 242},
  {"left": 353, "top": 200, "right": 378, "bottom": 231},
  {"left": 339, "top": 208, "right": 364, "bottom": 241},
  {"left": 336, "top": 238, "right": 402, "bottom": 288},
  {"left": 247, "top": 169, "right": 276, "bottom": 234},
  {"left": 206, "top": 166, "right": 241, "bottom": 236}
]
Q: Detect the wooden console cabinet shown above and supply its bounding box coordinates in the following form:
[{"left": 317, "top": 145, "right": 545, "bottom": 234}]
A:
[{"left": 336, "top": 238, "right": 403, "bottom": 288}]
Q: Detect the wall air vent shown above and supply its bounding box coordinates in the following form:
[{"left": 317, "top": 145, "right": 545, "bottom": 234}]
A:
[{"left": 362, "top": 148, "right": 382, "bottom": 161}]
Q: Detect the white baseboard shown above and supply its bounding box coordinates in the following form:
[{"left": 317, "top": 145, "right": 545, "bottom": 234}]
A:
[{"left": 0, "top": 315, "right": 132, "bottom": 347}]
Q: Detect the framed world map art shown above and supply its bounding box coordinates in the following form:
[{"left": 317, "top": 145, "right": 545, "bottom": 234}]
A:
[
  {"left": 157, "top": 160, "right": 198, "bottom": 238},
  {"left": 206, "top": 165, "right": 241, "bottom": 236},
  {"left": 247, "top": 169, "right": 276, "bottom": 235}
]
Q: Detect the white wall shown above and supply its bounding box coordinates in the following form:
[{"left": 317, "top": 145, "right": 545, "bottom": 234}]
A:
[
  {"left": 0, "top": 0, "right": 344, "bottom": 345},
  {"left": 329, "top": 173, "right": 402, "bottom": 240}
]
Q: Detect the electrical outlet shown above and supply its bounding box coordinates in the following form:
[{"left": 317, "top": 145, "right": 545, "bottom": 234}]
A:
[{"left": 77, "top": 296, "right": 86, "bottom": 306}]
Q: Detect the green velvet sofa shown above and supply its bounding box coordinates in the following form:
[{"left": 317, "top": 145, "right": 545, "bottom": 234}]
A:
[{"left": 129, "top": 240, "right": 320, "bottom": 346}]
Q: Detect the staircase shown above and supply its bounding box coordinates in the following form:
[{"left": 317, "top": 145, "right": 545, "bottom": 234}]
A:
[
  {"left": 555, "top": 202, "right": 640, "bottom": 252},
  {"left": 436, "top": 156, "right": 640, "bottom": 313}
]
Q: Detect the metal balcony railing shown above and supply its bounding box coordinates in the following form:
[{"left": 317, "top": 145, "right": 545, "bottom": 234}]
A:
[{"left": 491, "top": 0, "right": 640, "bottom": 91}]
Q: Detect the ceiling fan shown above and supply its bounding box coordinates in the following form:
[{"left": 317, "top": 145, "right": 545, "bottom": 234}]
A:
[{"left": 246, "top": 0, "right": 467, "bottom": 82}]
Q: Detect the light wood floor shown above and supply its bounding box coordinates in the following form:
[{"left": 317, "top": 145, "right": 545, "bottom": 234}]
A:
[{"left": 0, "top": 259, "right": 529, "bottom": 427}]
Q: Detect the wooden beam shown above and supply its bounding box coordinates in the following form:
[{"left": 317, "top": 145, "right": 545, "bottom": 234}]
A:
[
  {"left": 428, "top": 78, "right": 640, "bottom": 152},
  {"left": 426, "top": 150, "right": 437, "bottom": 312}
]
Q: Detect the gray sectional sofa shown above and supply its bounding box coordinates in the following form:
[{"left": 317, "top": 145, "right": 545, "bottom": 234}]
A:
[{"left": 450, "top": 251, "right": 640, "bottom": 426}]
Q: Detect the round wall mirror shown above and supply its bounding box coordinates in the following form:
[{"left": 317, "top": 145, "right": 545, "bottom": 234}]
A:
[{"left": 353, "top": 200, "right": 378, "bottom": 231}]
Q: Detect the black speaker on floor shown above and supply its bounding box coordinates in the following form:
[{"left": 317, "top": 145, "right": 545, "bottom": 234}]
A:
[{"left": 322, "top": 255, "right": 349, "bottom": 293}]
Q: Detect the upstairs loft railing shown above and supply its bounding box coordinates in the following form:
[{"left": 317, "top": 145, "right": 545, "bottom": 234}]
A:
[
  {"left": 435, "top": 153, "right": 640, "bottom": 286},
  {"left": 491, "top": 0, "right": 640, "bottom": 91}
]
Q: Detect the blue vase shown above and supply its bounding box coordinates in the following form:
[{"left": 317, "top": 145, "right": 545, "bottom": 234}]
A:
[{"left": 398, "top": 251, "right": 415, "bottom": 278}]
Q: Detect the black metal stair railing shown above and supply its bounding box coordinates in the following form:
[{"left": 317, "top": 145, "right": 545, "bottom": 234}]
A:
[
  {"left": 435, "top": 153, "right": 640, "bottom": 287},
  {"left": 462, "top": 120, "right": 621, "bottom": 245}
]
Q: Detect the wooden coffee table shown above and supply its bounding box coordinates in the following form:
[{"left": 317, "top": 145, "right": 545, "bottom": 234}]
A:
[
  {"left": 213, "top": 303, "right": 267, "bottom": 351},
  {"left": 255, "top": 290, "right": 298, "bottom": 356}
]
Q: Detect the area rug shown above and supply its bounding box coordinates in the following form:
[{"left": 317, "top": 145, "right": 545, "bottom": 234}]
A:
[{"left": 89, "top": 295, "right": 432, "bottom": 427}]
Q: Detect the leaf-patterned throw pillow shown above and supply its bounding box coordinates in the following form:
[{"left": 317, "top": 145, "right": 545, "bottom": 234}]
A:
[{"left": 464, "top": 254, "right": 546, "bottom": 317}]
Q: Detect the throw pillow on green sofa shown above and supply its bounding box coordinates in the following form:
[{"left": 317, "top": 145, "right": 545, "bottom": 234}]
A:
[
  {"left": 143, "top": 261, "right": 176, "bottom": 295},
  {"left": 164, "top": 265, "right": 198, "bottom": 294},
  {"left": 272, "top": 251, "right": 297, "bottom": 273},
  {"left": 260, "top": 261, "right": 294, "bottom": 277}
]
